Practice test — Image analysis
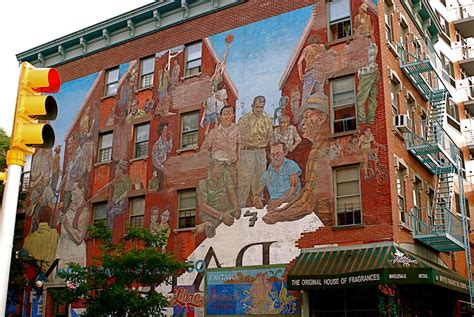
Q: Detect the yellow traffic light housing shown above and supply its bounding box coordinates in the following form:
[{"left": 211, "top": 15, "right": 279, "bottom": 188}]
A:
[{"left": 9, "top": 62, "right": 60, "bottom": 166}]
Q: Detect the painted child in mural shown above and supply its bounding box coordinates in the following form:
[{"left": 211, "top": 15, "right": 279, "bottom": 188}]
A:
[
  {"left": 155, "top": 68, "right": 171, "bottom": 116},
  {"left": 55, "top": 182, "right": 90, "bottom": 271},
  {"left": 148, "top": 170, "right": 159, "bottom": 192},
  {"left": 271, "top": 114, "right": 302, "bottom": 152},
  {"left": 201, "top": 105, "right": 240, "bottom": 188},
  {"left": 263, "top": 103, "right": 332, "bottom": 225},
  {"left": 253, "top": 142, "right": 302, "bottom": 211},
  {"left": 328, "top": 137, "right": 342, "bottom": 160},
  {"left": 297, "top": 34, "right": 337, "bottom": 106},
  {"left": 237, "top": 96, "right": 273, "bottom": 207},
  {"left": 170, "top": 59, "right": 181, "bottom": 86},
  {"left": 126, "top": 99, "right": 146, "bottom": 123},
  {"left": 210, "top": 34, "right": 233, "bottom": 93},
  {"left": 200, "top": 86, "right": 225, "bottom": 136},
  {"left": 152, "top": 121, "right": 173, "bottom": 191},
  {"left": 197, "top": 156, "right": 241, "bottom": 238},
  {"left": 23, "top": 206, "right": 59, "bottom": 274},
  {"left": 51, "top": 145, "right": 62, "bottom": 194},
  {"left": 359, "top": 127, "right": 379, "bottom": 179},
  {"left": 290, "top": 87, "right": 301, "bottom": 124},
  {"left": 354, "top": 2, "right": 379, "bottom": 125}
]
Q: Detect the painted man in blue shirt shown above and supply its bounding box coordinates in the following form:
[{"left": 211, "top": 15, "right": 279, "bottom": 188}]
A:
[{"left": 253, "top": 142, "right": 302, "bottom": 211}]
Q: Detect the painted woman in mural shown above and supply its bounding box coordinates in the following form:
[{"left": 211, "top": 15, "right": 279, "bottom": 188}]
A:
[
  {"left": 263, "top": 103, "right": 332, "bottom": 225},
  {"left": 55, "top": 182, "right": 90, "bottom": 270},
  {"left": 152, "top": 121, "right": 173, "bottom": 191}
]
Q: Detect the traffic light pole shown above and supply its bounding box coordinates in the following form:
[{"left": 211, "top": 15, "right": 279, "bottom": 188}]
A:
[{"left": 0, "top": 150, "right": 24, "bottom": 315}]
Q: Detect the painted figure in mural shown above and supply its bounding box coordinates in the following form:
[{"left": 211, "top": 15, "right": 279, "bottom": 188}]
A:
[
  {"left": 55, "top": 182, "right": 90, "bottom": 270},
  {"left": 201, "top": 105, "right": 240, "bottom": 187},
  {"left": 23, "top": 206, "right": 59, "bottom": 273},
  {"left": 126, "top": 99, "right": 146, "bottom": 123},
  {"left": 328, "top": 138, "right": 341, "bottom": 160},
  {"left": 263, "top": 103, "right": 331, "bottom": 225},
  {"left": 200, "top": 88, "right": 220, "bottom": 136},
  {"left": 211, "top": 34, "right": 233, "bottom": 92},
  {"left": 155, "top": 67, "right": 171, "bottom": 116},
  {"left": 297, "top": 34, "right": 335, "bottom": 106},
  {"left": 271, "top": 114, "right": 302, "bottom": 152},
  {"left": 197, "top": 156, "right": 241, "bottom": 238},
  {"left": 148, "top": 170, "right": 159, "bottom": 192},
  {"left": 242, "top": 272, "right": 274, "bottom": 314},
  {"left": 28, "top": 172, "right": 55, "bottom": 233},
  {"left": 152, "top": 121, "right": 173, "bottom": 191},
  {"left": 150, "top": 207, "right": 171, "bottom": 251},
  {"left": 171, "top": 59, "right": 181, "bottom": 86},
  {"left": 273, "top": 93, "right": 288, "bottom": 125},
  {"left": 237, "top": 96, "right": 273, "bottom": 207},
  {"left": 354, "top": 2, "right": 372, "bottom": 38},
  {"left": 144, "top": 98, "right": 154, "bottom": 114},
  {"left": 359, "top": 127, "right": 378, "bottom": 179},
  {"left": 253, "top": 142, "right": 302, "bottom": 211},
  {"left": 290, "top": 87, "right": 301, "bottom": 124},
  {"left": 51, "top": 145, "right": 62, "bottom": 194},
  {"left": 356, "top": 16, "right": 379, "bottom": 125},
  {"left": 344, "top": 133, "right": 360, "bottom": 156},
  {"left": 134, "top": 176, "right": 144, "bottom": 190}
]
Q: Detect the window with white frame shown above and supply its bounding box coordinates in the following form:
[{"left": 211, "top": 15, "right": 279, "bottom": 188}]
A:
[
  {"left": 93, "top": 202, "right": 108, "bottom": 226},
  {"left": 134, "top": 123, "right": 150, "bottom": 158},
  {"left": 407, "top": 94, "right": 416, "bottom": 133},
  {"left": 334, "top": 165, "right": 362, "bottom": 226},
  {"left": 185, "top": 42, "right": 202, "bottom": 77},
  {"left": 446, "top": 99, "right": 460, "bottom": 132},
  {"left": 400, "top": 18, "right": 409, "bottom": 48},
  {"left": 440, "top": 53, "right": 456, "bottom": 87},
  {"left": 178, "top": 189, "right": 196, "bottom": 229},
  {"left": 180, "top": 111, "right": 199, "bottom": 149},
  {"left": 98, "top": 132, "right": 113, "bottom": 163},
  {"left": 390, "top": 78, "right": 400, "bottom": 116},
  {"left": 419, "top": 110, "right": 428, "bottom": 139},
  {"left": 129, "top": 196, "right": 145, "bottom": 228},
  {"left": 331, "top": 75, "right": 356, "bottom": 133},
  {"left": 328, "top": 0, "right": 352, "bottom": 41},
  {"left": 397, "top": 165, "right": 408, "bottom": 225},
  {"left": 384, "top": 0, "right": 394, "bottom": 44},
  {"left": 139, "top": 56, "right": 155, "bottom": 89},
  {"left": 105, "top": 67, "right": 119, "bottom": 96}
]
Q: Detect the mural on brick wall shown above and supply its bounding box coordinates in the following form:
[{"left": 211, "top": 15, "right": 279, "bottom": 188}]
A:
[{"left": 23, "top": 1, "right": 386, "bottom": 308}]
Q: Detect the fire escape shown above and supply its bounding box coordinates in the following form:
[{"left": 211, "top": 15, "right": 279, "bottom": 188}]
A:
[{"left": 398, "top": 34, "right": 473, "bottom": 304}]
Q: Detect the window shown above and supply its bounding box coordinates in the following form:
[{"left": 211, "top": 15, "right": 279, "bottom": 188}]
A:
[
  {"left": 446, "top": 100, "right": 460, "bottom": 132},
  {"left": 328, "top": 0, "right": 351, "bottom": 41},
  {"left": 105, "top": 67, "right": 119, "bottom": 96},
  {"left": 437, "top": 12, "right": 450, "bottom": 36},
  {"left": 178, "top": 189, "right": 196, "bottom": 229},
  {"left": 427, "top": 187, "right": 435, "bottom": 225},
  {"left": 180, "top": 111, "right": 199, "bottom": 149},
  {"left": 98, "top": 132, "right": 113, "bottom": 163},
  {"left": 139, "top": 56, "right": 155, "bottom": 89},
  {"left": 390, "top": 78, "right": 400, "bottom": 116},
  {"left": 129, "top": 197, "right": 145, "bottom": 228},
  {"left": 334, "top": 165, "right": 362, "bottom": 226},
  {"left": 185, "top": 42, "right": 202, "bottom": 77},
  {"left": 400, "top": 19, "right": 409, "bottom": 48},
  {"left": 419, "top": 110, "right": 428, "bottom": 139},
  {"left": 384, "top": 0, "right": 394, "bottom": 43},
  {"left": 413, "top": 177, "right": 422, "bottom": 209},
  {"left": 93, "top": 202, "right": 108, "bottom": 226},
  {"left": 331, "top": 76, "right": 356, "bottom": 133},
  {"left": 459, "top": 149, "right": 466, "bottom": 179},
  {"left": 134, "top": 123, "right": 150, "bottom": 158},
  {"left": 440, "top": 53, "right": 456, "bottom": 87},
  {"left": 397, "top": 166, "right": 408, "bottom": 225},
  {"left": 407, "top": 94, "right": 416, "bottom": 133}
]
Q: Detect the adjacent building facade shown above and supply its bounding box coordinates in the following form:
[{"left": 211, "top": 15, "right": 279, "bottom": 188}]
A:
[{"left": 11, "top": 0, "right": 474, "bottom": 315}]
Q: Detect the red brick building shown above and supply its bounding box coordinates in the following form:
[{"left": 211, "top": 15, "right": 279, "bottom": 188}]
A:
[{"left": 12, "top": 0, "right": 474, "bottom": 315}]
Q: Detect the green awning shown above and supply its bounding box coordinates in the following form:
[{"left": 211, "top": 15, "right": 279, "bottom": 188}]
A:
[{"left": 287, "top": 245, "right": 468, "bottom": 294}]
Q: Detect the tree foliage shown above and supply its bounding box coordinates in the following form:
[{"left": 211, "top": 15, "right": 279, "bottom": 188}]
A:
[
  {"left": 0, "top": 128, "right": 10, "bottom": 198},
  {"left": 51, "top": 224, "right": 187, "bottom": 316}
]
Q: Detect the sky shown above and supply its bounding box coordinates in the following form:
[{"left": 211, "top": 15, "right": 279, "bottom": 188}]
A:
[{"left": 0, "top": 0, "right": 152, "bottom": 136}]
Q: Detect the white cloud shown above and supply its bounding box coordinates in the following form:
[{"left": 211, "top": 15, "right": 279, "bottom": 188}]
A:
[{"left": 0, "top": 0, "right": 152, "bottom": 135}]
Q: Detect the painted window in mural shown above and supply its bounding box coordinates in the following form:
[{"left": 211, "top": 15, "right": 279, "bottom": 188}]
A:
[
  {"left": 180, "top": 111, "right": 199, "bottom": 149},
  {"left": 328, "top": 0, "right": 352, "bottom": 41},
  {"left": 93, "top": 202, "right": 108, "bottom": 226},
  {"left": 178, "top": 188, "right": 196, "bottom": 229},
  {"left": 134, "top": 123, "right": 150, "bottom": 158},
  {"left": 139, "top": 56, "right": 155, "bottom": 89},
  {"left": 130, "top": 196, "right": 145, "bottom": 228},
  {"left": 331, "top": 75, "right": 356, "bottom": 133},
  {"left": 185, "top": 41, "right": 202, "bottom": 76},
  {"left": 397, "top": 165, "right": 408, "bottom": 225},
  {"left": 98, "top": 132, "right": 113, "bottom": 163},
  {"left": 335, "top": 165, "right": 361, "bottom": 226},
  {"left": 105, "top": 67, "right": 119, "bottom": 96}
]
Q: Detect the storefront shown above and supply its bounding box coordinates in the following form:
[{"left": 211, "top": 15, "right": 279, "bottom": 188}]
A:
[{"left": 287, "top": 243, "right": 469, "bottom": 316}]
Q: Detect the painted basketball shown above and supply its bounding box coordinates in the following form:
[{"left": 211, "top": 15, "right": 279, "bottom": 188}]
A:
[{"left": 225, "top": 34, "right": 235, "bottom": 44}]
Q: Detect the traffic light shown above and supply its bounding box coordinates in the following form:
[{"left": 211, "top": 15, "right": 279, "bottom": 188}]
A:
[{"left": 9, "top": 62, "right": 60, "bottom": 165}]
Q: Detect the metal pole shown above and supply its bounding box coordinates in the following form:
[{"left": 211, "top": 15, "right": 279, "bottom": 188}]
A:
[{"left": 0, "top": 164, "right": 22, "bottom": 315}]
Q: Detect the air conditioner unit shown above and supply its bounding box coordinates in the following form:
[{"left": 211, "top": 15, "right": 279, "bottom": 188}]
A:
[{"left": 394, "top": 114, "right": 412, "bottom": 133}]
